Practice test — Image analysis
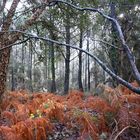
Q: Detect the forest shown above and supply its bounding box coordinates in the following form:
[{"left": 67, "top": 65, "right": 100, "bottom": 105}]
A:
[{"left": 0, "top": 0, "right": 140, "bottom": 140}]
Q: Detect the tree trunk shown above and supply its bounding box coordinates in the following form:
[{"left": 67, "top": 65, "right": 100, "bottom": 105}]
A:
[
  {"left": 94, "top": 61, "right": 98, "bottom": 88},
  {"left": 87, "top": 31, "right": 90, "bottom": 91},
  {"left": 78, "top": 28, "right": 83, "bottom": 91},
  {"left": 11, "top": 58, "right": 15, "bottom": 91},
  {"left": 49, "top": 15, "right": 57, "bottom": 93},
  {"left": 44, "top": 43, "right": 48, "bottom": 88},
  {"left": 21, "top": 44, "right": 25, "bottom": 89},
  {"left": 11, "top": 48, "right": 17, "bottom": 91},
  {"left": 64, "top": 23, "right": 70, "bottom": 94},
  {"left": 28, "top": 40, "right": 33, "bottom": 92},
  {"left": 109, "top": 2, "right": 120, "bottom": 86},
  {"left": 87, "top": 56, "right": 90, "bottom": 91},
  {"left": 50, "top": 42, "right": 56, "bottom": 93},
  {"left": 0, "top": 47, "right": 11, "bottom": 102},
  {"left": 84, "top": 55, "right": 87, "bottom": 91},
  {"left": 0, "top": 0, "right": 47, "bottom": 102}
]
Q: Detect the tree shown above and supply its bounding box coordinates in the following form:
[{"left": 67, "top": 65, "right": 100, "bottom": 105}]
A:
[
  {"left": 41, "top": 0, "right": 140, "bottom": 94},
  {"left": 85, "top": 30, "right": 91, "bottom": 91},
  {"left": 0, "top": 0, "right": 140, "bottom": 100},
  {"left": 56, "top": 0, "right": 140, "bottom": 93},
  {"left": 28, "top": 40, "right": 33, "bottom": 92},
  {"left": 0, "top": 0, "right": 49, "bottom": 102},
  {"left": 64, "top": 8, "right": 71, "bottom": 94},
  {"left": 78, "top": 26, "right": 84, "bottom": 91},
  {"left": 118, "top": 2, "right": 140, "bottom": 82}
]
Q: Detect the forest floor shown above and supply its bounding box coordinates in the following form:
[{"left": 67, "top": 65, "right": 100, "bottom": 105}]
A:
[{"left": 0, "top": 82, "right": 140, "bottom": 140}]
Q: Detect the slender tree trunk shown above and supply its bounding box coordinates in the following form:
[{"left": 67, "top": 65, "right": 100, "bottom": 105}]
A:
[
  {"left": 50, "top": 42, "right": 56, "bottom": 93},
  {"left": 11, "top": 48, "right": 17, "bottom": 91},
  {"left": 49, "top": 14, "right": 57, "bottom": 93},
  {"left": 84, "top": 54, "right": 87, "bottom": 91},
  {"left": 11, "top": 60, "right": 15, "bottom": 91},
  {"left": 28, "top": 41, "right": 33, "bottom": 92},
  {"left": 21, "top": 43, "right": 25, "bottom": 89},
  {"left": 44, "top": 44, "right": 48, "bottom": 88},
  {"left": 78, "top": 28, "right": 83, "bottom": 91},
  {"left": 33, "top": 46, "right": 35, "bottom": 90},
  {"left": 48, "top": 48, "right": 51, "bottom": 80},
  {"left": 87, "top": 30, "right": 90, "bottom": 91},
  {"left": 11, "top": 49, "right": 14, "bottom": 91},
  {"left": 109, "top": 2, "right": 119, "bottom": 86},
  {"left": 72, "top": 61, "right": 75, "bottom": 87},
  {"left": 109, "top": 2, "right": 118, "bottom": 73},
  {"left": 94, "top": 61, "right": 98, "bottom": 88},
  {"left": 64, "top": 23, "right": 70, "bottom": 94},
  {"left": 87, "top": 55, "right": 90, "bottom": 91}
]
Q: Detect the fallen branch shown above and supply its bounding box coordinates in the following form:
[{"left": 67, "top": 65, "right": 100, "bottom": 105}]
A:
[
  {"left": 49, "top": 0, "right": 140, "bottom": 86},
  {"left": 114, "top": 126, "right": 137, "bottom": 140},
  {"left": 1, "top": 29, "right": 140, "bottom": 94},
  {"left": 0, "top": 38, "right": 30, "bottom": 51}
]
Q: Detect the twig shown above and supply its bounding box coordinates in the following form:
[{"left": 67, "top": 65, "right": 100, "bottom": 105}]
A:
[
  {"left": 114, "top": 126, "right": 136, "bottom": 140},
  {"left": 0, "top": 37, "right": 30, "bottom": 51}
]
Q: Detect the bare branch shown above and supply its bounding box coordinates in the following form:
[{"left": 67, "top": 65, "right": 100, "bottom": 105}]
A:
[
  {"left": 114, "top": 126, "right": 137, "bottom": 140},
  {"left": 0, "top": 0, "right": 7, "bottom": 14},
  {"left": 0, "top": 0, "right": 7, "bottom": 26},
  {"left": 1, "top": 29, "right": 140, "bottom": 94},
  {"left": 49, "top": 0, "right": 140, "bottom": 85},
  {"left": 0, "top": 37, "right": 30, "bottom": 50},
  {"left": 2, "top": 0, "right": 20, "bottom": 31},
  {"left": 91, "top": 39, "right": 123, "bottom": 51},
  {"left": 3, "top": 0, "right": 48, "bottom": 48},
  {"left": 56, "top": 47, "right": 66, "bottom": 59}
]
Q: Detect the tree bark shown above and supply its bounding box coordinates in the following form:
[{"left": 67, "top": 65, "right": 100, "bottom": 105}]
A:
[
  {"left": 109, "top": 2, "right": 120, "bottom": 86},
  {"left": 11, "top": 47, "right": 18, "bottom": 90},
  {"left": 50, "top": 42, "right": 56, "bottom": 93},
  {"left": 0, "top": 0, "right": 7, "bottom": 26},
  {"left": 94, "top": 61, "right": 98, "bottom": 88},
  {"left": 78, "top": 28, "right": 83, "bottom": 91},
  {"left": 87, "top": 30, "right": 90, "bottom": 91},
  {"left": 0, "top": 43, "right": 11, "bottom": 102},
  {"left": 44, "top": 43, "right": 48, "bottom": 88},
  {"left": 64, "top": 19, "right": 70, "bottom": 94},
  {"left": 84, "top": 55, "right": 87, "bottom": 91},
  {"left": 49, "top": 17, "right": 57, "bottom": 93},
  {"left": 11, "top": 53, "right": 15, "bottom": 91},
  {"left": 21, "top": 43, "right": 25, "bottom": 89},
  {"left": 0, "top": 0, "right": 20, "bottom": 99},
  {"left": 28, "top": 40, "right": 33, "bottom": 92},
  {"left": 0, "top": 0, "right": 48, "bottom": 101}
]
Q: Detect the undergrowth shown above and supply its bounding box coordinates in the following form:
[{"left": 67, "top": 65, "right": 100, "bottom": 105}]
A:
[{"left": 0, "top": 81, "right": 140, "bottom": 140}]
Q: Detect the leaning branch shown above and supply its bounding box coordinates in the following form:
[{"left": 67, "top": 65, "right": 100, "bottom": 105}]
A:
[
  {"left": 6, "top": 0, "right": 48, "bottom": 48},
  {"left": 1, "top": 30, "right": 140, "bottom": 94},
  {"left": 0, "top": 37, "right": 30, "bottom": 51},
  {"left": 2, "top": 0, "right": 20, "bottom": 31},
  {"left": 0, "top": 0, "right": 7, "bottom": 14},
  {"left": 50, "top": 0, "right": 140, "bottom": 84}
]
